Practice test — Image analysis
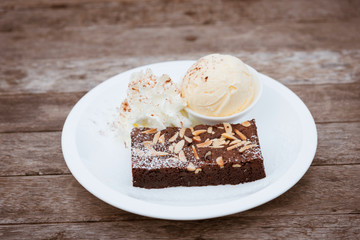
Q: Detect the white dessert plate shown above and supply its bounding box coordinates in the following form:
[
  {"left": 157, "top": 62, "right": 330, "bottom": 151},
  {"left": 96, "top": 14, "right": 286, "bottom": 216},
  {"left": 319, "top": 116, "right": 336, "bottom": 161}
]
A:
[{"left": 62, "top": 60, "right": 317, "bottom": 220}]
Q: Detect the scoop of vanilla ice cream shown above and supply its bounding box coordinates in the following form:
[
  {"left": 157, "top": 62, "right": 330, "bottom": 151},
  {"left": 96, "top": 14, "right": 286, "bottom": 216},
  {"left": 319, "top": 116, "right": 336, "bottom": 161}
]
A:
[
  {"left": 118, "top": 69, "right": 191, "bottom": 146},
  {"left": 181, "top": 54, "right": 256, "bottom": 117}
]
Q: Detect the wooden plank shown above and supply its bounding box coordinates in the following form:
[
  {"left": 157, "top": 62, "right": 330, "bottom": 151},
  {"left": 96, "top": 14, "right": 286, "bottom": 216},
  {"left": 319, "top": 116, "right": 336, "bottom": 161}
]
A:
[
  {"left": 0, "top": 122, "right": 358, "bottom": 177},
  {"left": 1, "top": 0, "right": 359, "bottom": 31},
  {"left": 0, "top": 132, "right": 69, "bottom": 176},
  {"left": 1, "top": 50, "right": 359, "bottom": 95},
  {"left": 0, "top": 214, "right": 359, "bottom": 240},
  {"left": 2, "top": 21, "right": 360, "bottom": 62},
  {"left": 0, "top": 165, "right": 359, "bottom": 224},
  {"left": 0, "top": 83, "right": 359, "bottom": 133}
]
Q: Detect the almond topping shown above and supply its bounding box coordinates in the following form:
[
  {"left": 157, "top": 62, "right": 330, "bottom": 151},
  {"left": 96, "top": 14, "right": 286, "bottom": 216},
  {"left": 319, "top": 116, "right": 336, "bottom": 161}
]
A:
[
  {"left": 174, "top": 140, "right": 185, "bottom": 154},
  {"left": 207, "top": 127, "right": 213, "bottom": 133},
  {"left": 169, "top": 132, "right": 179, "bottom": 142},
  {"left": 168, "top": 145, "right": 174, "bottom": 152},
  {"left": 187, "top": 162, "right": 196, "bottom": 171},
  {"left": 141, "top": 128, "right": 157, "bottom": 134},
  {"left": 204, "top": 151, "right": 212, "bottom": 160},
  {"left": 218, "top": 126, "right": 224, "bottom": 129},
  {"left": 216, "top": 156, "right": 224, "bottom": 168},
  {"left": 184, "top": 135, "right": 193, "bottom": 143},
  {"left": 193, "top": 136, "right": 201, "bottom": 142},
  {"left": 133, "top": 148, "right": 145, "bottom": 157},
  {"left": 230, "top": 139, "right": 242, "bottom": 145},
  {"left": 191, "top": 145, "right": 199, "bottom": 159},
  {"left": 152, "top": 131, "right": 161, "bottom": 144},
  {"left": 221, "top": 133, "right": 238, "bottom": 140},
  {"left": 234, "top": 129, "right": 247, "bottom": 140},
  {"left": 232, "top": 164, "right": 241, "bottom": 168},
  {"left": 178, "top": 150, "right": 187, "bottom": 162},
  {"left": 197, "top": 140, "right": 213, "bottom": 148},
  {"left": 195, "top": 168, "right": 202, "bottom": 174},
  {"left": 179, "top": 128, "right": 186, "bottom": 138},
  {"left": 158, "top": 134, "right": 165, "bottom": 144},
  {"left": 241, "top": 121, "right": 251, "bottom": 127},
  {"left": 190, "top": 126, "right": 194, "bottom": 133},
  {"left": 223, "top": 123, "right": 232, "bottom": 134},
  {"left": 143, "top": 141, "right": 153, "bottom": 150},
  {"left": 150, "top": 151, "right": 169, "bottom": 156},
  {"left": 227, "top": 142, "right": 246, "bottom": 151},
  {"left": 239, "top": 144, "right": 257, "bottom": 153},
  {"left": 192, "top": 129, "right": 207, "bottom": 136}
]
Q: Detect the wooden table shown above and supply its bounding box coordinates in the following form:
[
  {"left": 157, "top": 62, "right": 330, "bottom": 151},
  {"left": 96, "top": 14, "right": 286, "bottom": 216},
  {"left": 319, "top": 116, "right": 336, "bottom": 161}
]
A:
[{"left": 1, "top": 0, "right": 359, "bottom": 239}]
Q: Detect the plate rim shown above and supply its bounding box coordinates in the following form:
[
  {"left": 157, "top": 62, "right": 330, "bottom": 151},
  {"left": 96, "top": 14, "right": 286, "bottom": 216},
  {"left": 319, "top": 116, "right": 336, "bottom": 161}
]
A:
[{"left": 61, "top": 60, "right": 317, "bottom": 220}]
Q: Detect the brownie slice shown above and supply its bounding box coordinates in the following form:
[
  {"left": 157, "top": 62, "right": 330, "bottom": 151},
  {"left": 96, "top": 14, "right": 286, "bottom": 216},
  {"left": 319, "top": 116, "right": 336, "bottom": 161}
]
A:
[{"left": 131, "top": 119, "right": 265, "bottom": 189}]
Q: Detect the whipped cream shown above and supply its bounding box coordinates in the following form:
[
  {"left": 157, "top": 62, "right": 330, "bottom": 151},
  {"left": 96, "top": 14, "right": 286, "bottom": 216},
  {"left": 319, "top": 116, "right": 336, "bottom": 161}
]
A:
[{"left": 118, "top": 69, "right": 191, "bottom": 146}]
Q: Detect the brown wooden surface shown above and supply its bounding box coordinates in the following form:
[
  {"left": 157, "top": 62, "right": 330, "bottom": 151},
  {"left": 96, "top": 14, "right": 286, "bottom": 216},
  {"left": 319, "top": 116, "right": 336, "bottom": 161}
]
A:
[{"left": 0, "top": 0, "right": 359, "bottom": 239}]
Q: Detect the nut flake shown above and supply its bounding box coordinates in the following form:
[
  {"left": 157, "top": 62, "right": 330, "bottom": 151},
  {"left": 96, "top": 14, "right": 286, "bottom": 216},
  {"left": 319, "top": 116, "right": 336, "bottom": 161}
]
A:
[
  {"left": 143, "top": 141, "right": 153, "bottom": 150},
  {"left": 178, "top": 150, "right": 187, "bottom": 162},
  {"left": 239, "top": 144, "right": 257, "bottom": 153},
  {"left": 184, "top": 135, "right": 193, "bottom": 143},
  {"left": 193, "top": 136, "right": 201, "bottom": 142},
  {"left": 241, "top": 121, "right": 251, "bottom": 127},
  {"left": 169, "top": 132, "right": 179, "bottom": 142},
  {"left": 195, "top": 168, "right": 202, "bottom": 174},
  {"left": 150, "top": 151, "right": 169, "bottom": 156},
  {"left": 221, "top": 133, "right": 237, "bottom": 140},
  {"left": 197, "top": 140, "right": 213, "bottom": 148},
  {"left": 223, "top": 123, "right": 232, "bottom": 134},
  {"left": 141, "top": 128, "right": 157, "bottom": 134},
  {"left": 216, "top": 156, "right": 224, "bottom": 168},
  {"left": 179, "top": 128, "right": 186, "bottom": 138},
  {"left": 191, "top": 145, "right": 200, "bottom": 159},
  {"left": 187, "top": 162, "right": 196, "bottom": 171},
  {"left": 234, "top": 129, "right": 247, "bottom": 140},
  {"left": 168, "top": 145, "right": 174, "bottom": 152},
  {"left": 158, "top": 134, "right": 165, "bottom": 144},
  {"left": 227, "top": 141, "right": 246, "bottom": 151},
  {"left": 232, "top": 164, "right": 241, "bottom": 167},
  {"left": 204, "top": 151, "right": 212, "bottom": 160},
  {"left": 152, "top": 131, "right": 161, "bottom": 144},
  {"left": 207, "top": 127, "right": 213, "bottom": 133},
  {"left": 174, "top": 140, "right": 185, "bottom": 153},
  {"left": 192, "top": 129, "right": 207, "bottom": 136}
]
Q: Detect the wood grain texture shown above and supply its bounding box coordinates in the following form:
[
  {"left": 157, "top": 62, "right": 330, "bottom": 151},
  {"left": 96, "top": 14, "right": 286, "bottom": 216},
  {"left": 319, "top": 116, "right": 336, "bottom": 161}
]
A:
[
  {"left": 0, "top": 165, "right": 359, "bottom": 224},
  {"left": 0, "top": 214, "right": 359, "bottom": 240},
  {"left": 1, "top": 50, "right": 359, "bottom": 95},
  {"left": 0, "top": 122, "right": 359, "bottom": 177},
  {"left": 0, "top": 83, "right": 359, "bottom": 133}
]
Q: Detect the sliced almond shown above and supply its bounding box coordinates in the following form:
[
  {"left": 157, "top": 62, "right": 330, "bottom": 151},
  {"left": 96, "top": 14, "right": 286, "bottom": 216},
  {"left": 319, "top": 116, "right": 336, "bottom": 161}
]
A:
[
  {"left": 232, "top": 164, "right": 241, "bottom": 168},
  {"left": 216, "top": 156, "right": 224, "bottom": 168},
  {"left": 197, "top": 140, "right": 213, "bottom": 148},
  {"left": 187, "top": 162, "right": 196, "bottom": 171},
  {"left": 234, "top": 129, "right": 247, "bottom": 140},
  {"left": 174, "top": 140, "right": 185, "bottom": 154},
  {"left": 193, "top": 136, "right": 201, "bottom": 142},
  {"left": 179, "top": 128, "right": 186, "bottom": 138},
  {"left": 133, "top": 148, "right": 145, "bottom": 157},
  {"left": 230, "top": 139, "right": 242, "bottom": 145},
  {"left": 221, "top": 133, "right": 238, "bottom": 140},
  {"left": 204, "top": 151, "right": 212, "bottom": 160},
  {"left": 169, "top": 132, "right": 179, "bottom": 142},
  {"left": 227, "top": 142, "right": 246, "bottom": 151},
  {"left": 239, "top": 144, "right": 257, "bottom": 153},
  {"left": 152, "top": 131, "right": 161, "bottom": 144},
  {"left": 150, "top": 151, "right": 169, "bottom": 156},
  {"left": 143, "top": 141, "right": 153, "bottom": 150},
  {"left": 191, "top": 145, "right": 199, "bottom": 160},
  {"left": 207, "top": 127, "right": 213, "bottom": 133},
  {"left": 241, "top": 121, "right": 251, "bottom": 127},
  {"left": 192, "top": 129, "right": 207, "bottom": 136},
  {"left": 141, "top": 128, "right": 157, "bottom": 134},
  {"left": 218, "top": 126, "right": 224, "bottom": 129},
  {"left": 223, "top": 123, "right": 232, "bottom": 134},
  {"left": 184, "top": 135, "right": 193, "bottom": 143},
  {"left": 168, "top": 145, "right": 174, "bottom": 152},
  {"left": 158, "top": 134, "right": 165, "bottom": 144},
  {"left": 195, "top": 168, "right": 202, "bottom": 174},
  {"left": 178, "top": 150, "right": 187, "bottom": 162},
  {"left": 190, "top": 126, "right": 194, "bottom": 133}
]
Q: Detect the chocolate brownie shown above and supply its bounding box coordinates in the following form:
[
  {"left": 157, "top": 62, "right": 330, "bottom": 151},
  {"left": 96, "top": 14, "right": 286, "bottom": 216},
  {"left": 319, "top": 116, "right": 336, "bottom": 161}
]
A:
[{"left": 131, "top": 119, "right": 265, "bottom": 188}]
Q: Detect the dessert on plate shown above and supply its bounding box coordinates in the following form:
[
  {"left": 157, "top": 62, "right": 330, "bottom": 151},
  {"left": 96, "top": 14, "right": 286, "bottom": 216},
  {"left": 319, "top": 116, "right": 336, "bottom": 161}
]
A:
[{"left": 117, "top": 53, "right": 265, "bottom": 188}]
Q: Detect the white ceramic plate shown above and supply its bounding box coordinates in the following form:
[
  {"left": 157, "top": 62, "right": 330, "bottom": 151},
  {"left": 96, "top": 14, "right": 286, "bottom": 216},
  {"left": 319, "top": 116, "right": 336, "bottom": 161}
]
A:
[{"left": 62, "top": 61, "right": 317, "bottom": 220}]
